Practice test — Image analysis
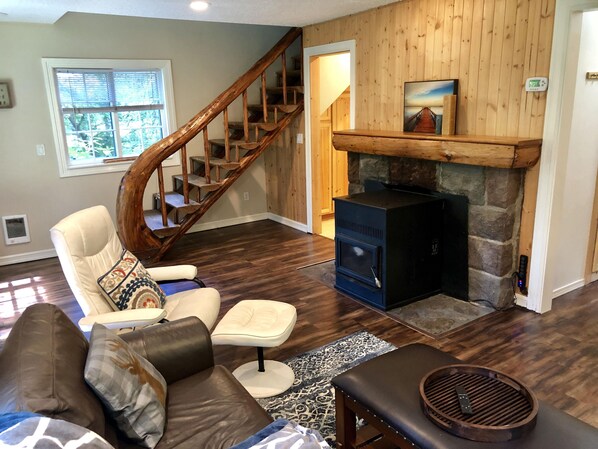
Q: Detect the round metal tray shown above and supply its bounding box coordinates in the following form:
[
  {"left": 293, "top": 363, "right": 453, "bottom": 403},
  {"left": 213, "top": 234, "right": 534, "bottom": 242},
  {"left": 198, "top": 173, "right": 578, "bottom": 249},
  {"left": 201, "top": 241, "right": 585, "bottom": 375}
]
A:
[{"left": 419, "top": 364, "right": 538, "bottom": 442}]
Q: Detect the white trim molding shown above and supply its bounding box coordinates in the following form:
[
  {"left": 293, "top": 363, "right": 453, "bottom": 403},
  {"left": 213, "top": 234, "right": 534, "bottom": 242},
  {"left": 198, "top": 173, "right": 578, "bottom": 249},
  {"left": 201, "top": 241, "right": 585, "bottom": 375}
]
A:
[
  {"left": 0, "top": 248, "right": 57, "bottom": 266},
  {"left": 188, "top": 213, "right": 270, "bottom": 233},
  {"left": 527, "top": 0, "right": 598, "bottom": 313},
  {"left": 552, "top": 279, "right": 586, "bottom": 299},
  {"left": 267, "top": 213, "right": 308, "bottom": 232},
  {"left": 0, "top": 215, "right": 307, "bottom": 267},
  {"left": 189, "top": 212, "right": 307, "bottom": 234},
  {"left": 303, "top": 40, "right": 356, "bottom": 233},
  {"left": 41, "top": 58, "right": 179, "bottom": 177}
]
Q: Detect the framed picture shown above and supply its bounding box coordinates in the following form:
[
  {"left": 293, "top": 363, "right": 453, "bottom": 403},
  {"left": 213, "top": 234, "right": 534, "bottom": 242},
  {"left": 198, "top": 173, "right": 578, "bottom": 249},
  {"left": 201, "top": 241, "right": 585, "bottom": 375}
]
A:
[{"left": 404, "top": 80, "right": 458, "bottom": 133}]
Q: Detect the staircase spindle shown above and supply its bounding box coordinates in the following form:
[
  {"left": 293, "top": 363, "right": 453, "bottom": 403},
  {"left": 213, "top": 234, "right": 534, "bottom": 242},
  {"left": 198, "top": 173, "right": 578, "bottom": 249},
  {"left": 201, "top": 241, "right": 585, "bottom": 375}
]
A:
[
  {"left": 282, "top": 51, "right": 287, "bottom": 105},
  {"left": 261, "top": 72, "right": 268, "bottom": 122},
  {"left": 203, "top": 128, "right": 211, "bottom": 184},
  {"left": 243, "top": 90, "right": 249, "bottom": 142},
  {"left": 181, "top": 145, "right": 189, "bottom": 203},
  {"left": 223, "top": 107, "right": 231, "bottom": 162},
  {"left": 157, "top": 164, "right": 168, "bottom": 227}
]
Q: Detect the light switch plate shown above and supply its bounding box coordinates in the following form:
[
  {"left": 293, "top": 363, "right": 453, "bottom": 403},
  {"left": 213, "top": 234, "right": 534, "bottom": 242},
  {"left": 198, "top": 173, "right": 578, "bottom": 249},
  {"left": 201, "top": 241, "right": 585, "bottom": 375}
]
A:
[{"left": 0, "top": 82, "right": 12, "bottom": 108}]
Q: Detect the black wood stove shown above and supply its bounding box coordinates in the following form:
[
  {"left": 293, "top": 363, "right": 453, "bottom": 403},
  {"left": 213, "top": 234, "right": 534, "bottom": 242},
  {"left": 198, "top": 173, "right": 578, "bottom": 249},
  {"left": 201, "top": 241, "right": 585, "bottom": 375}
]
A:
[{"left": 334, "top": 189, "right": 444, "bottom": 310}]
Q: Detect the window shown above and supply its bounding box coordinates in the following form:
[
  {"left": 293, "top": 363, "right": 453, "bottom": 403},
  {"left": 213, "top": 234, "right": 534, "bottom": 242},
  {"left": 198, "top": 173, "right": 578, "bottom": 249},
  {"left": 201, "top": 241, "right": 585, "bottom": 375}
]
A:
[{"left": 42, "top": 59, "right": 178, "bottom": 177}]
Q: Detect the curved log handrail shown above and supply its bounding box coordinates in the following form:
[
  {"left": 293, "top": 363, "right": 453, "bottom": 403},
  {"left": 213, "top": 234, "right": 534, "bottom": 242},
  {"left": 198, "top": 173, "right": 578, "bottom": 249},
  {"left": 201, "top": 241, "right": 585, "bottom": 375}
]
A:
[{"left": 116, "top": 27, "right": 302, "bottom": 256}]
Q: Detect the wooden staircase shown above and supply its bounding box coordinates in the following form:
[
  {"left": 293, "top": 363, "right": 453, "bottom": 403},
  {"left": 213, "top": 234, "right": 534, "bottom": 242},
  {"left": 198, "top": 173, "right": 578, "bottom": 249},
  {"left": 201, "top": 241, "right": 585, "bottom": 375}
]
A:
[{"left": 116, "top": 28, "right": 303, "bottom": 261}]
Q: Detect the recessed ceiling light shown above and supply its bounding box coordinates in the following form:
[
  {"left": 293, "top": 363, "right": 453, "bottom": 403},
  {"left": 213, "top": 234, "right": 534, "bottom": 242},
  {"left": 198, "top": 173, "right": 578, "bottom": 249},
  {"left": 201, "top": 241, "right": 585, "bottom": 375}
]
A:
[{"left": 190, "top": 1, "right": 210, "bottom": 11}]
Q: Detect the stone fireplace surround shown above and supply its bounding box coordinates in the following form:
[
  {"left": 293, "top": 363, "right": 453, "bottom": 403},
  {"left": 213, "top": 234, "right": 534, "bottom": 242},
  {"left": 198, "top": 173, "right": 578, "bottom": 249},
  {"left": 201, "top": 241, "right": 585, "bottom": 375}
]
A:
[{"left": 347, "top": 153, "right": 524, "bottom": 309}]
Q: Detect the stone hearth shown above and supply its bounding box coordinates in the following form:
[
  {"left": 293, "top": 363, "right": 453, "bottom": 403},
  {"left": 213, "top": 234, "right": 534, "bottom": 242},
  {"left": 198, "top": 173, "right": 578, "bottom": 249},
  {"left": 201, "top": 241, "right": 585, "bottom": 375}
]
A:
[{"left": 348, "top": 154, "right": 523, "bottom": 309}]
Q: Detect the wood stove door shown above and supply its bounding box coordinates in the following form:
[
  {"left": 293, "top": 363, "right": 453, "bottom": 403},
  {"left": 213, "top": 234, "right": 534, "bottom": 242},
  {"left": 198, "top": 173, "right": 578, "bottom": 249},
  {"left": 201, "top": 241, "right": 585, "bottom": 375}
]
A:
[{"left": 335, "top": 235, "right": 381, "bottom": 288}]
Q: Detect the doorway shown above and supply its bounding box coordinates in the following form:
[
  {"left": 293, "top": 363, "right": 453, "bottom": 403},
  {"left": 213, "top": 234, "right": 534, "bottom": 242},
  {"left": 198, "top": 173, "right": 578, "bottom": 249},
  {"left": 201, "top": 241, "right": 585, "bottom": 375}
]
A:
[
  {"left": 304, "top": 41, "right": 356, "bottom": 239},
  {"left": 529, "top": 2, "right": 598, "bottom": 313}
]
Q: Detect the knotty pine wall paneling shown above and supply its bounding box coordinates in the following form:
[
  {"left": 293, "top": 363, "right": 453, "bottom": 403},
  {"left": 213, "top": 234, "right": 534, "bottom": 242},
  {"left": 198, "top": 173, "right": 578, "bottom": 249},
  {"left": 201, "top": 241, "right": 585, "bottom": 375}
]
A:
[
  {"left": 265, "top": 0, "right": 555, "bottom": 271},
  {"left": 264, "top": 115, "right": 307, "bottom": 224},
  {"left": 303, "top": 0, "right": 555, "bottom": 137}
]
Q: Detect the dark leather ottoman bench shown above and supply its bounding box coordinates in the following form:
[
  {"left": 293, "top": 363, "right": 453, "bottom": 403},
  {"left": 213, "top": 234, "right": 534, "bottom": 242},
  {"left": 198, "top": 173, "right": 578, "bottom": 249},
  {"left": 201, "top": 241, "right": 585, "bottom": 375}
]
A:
[{"left": 331, "top": 343, "right": 597, "bottom": 449}]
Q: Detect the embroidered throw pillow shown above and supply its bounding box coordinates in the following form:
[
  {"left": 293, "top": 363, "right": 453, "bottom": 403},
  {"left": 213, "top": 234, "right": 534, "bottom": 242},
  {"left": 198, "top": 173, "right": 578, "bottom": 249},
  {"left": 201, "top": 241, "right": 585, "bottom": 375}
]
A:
[
  {"left": 84, "top": 324, "right": 167, "bottom": 449},
  {"left": 98, "top": 249, "right": 166, "bottom": 310}
]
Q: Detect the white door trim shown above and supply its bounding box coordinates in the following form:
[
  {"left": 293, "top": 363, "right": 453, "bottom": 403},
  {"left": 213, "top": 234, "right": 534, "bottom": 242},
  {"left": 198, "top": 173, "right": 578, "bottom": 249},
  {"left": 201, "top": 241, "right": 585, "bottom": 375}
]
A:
[
  {"left": 303, "top": 40, "right": 356, "bottom": 233},
  {"left": 528, "top": 0, "right": 598, "bottom": 313}
]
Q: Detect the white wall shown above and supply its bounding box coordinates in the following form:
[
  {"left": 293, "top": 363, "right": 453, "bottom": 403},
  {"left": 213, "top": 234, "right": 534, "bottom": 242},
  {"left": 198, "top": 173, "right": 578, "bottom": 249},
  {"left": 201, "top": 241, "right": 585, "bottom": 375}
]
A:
[
  {"left": 0, "top": 13, "right": 289, "bottom": 263},
  {"left": 552, "top": 11, "right": 598, "bottom": 296},
  {"left": 318, "top": 53, "right": 350, "bottom": 115}
]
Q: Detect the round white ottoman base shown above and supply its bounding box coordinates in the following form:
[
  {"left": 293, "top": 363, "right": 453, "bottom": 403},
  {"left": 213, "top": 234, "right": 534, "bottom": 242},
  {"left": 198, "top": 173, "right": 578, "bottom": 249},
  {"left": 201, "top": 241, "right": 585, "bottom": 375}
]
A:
[{"left": 232, "top": 360, "right": 295, "bottom": 399}]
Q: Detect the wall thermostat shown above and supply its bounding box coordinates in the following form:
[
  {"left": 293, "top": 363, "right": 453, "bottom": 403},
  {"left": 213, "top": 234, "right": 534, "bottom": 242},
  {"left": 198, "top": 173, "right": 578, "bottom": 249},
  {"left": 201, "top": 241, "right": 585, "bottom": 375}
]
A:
[
  {"left": 525, "top": 77, "right": 548, "bottom": 92},
  {"left": 0, "top": 82, "right": 12, "bottom": 108},
  {"left": 2, "top": 215, "right": 31, "bottom": 245}
]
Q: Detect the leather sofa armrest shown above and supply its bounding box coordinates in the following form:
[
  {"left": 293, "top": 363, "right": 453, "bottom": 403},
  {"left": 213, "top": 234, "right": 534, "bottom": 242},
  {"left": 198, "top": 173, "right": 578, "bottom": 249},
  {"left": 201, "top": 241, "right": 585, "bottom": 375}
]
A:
[{"left": 121, "top": 316, "right": 214, "bottom": 384}]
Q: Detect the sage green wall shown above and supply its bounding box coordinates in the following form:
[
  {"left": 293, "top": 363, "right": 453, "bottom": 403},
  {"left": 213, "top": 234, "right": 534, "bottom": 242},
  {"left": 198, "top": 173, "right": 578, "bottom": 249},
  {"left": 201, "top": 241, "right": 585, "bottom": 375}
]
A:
[{"left": 0, "top": 13, "right": 289, "bottom": 262}]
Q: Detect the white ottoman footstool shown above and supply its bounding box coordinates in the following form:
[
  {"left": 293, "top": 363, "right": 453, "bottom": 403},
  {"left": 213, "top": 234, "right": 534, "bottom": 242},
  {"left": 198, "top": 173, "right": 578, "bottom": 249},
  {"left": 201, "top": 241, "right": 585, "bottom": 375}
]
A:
[{"left": 211, "top": 300, "right": 297, "bottom": 398}]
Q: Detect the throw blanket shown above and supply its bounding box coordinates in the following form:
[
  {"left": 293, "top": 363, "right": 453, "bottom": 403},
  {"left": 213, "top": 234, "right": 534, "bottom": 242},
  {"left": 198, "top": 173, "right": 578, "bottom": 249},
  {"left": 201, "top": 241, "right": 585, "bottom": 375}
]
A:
[
  {"left": 0, "top": 416, "right": 113, "bottom": 449},
  {"left": 231, "top": 419, "right": 330, "bottom": 449}
]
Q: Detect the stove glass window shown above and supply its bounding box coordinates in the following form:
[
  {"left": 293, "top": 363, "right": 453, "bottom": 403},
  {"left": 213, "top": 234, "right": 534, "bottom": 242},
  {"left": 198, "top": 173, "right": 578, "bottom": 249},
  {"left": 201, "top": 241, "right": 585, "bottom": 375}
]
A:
[{"left": 336, "top": 236, "right": 380, "bottom": 288}]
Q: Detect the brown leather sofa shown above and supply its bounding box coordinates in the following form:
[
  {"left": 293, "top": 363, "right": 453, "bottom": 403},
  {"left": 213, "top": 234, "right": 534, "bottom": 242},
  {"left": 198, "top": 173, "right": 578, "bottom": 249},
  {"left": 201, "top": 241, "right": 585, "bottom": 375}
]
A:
[{"left": 0, "top": 303, "right": 272, "bottom": 449}]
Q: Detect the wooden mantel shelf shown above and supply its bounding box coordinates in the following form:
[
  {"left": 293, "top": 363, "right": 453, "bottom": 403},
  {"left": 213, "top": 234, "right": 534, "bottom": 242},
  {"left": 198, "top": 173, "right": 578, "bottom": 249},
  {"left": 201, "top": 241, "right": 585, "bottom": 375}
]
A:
[{"left": 332, "top": 130, "right": 542, "bottom": 169}]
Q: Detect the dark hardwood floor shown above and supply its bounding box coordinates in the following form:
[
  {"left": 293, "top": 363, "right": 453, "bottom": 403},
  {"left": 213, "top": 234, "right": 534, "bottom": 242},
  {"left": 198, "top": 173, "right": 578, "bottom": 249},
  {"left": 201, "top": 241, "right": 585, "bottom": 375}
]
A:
[{"left": 1, "top": 220, "right": 596, "bottom": 428}]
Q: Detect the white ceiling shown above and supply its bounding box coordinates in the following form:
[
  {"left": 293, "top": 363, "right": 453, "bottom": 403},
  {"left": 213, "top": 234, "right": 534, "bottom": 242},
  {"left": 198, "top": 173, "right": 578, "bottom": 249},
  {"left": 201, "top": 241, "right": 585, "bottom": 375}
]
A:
[{"left": 0, "top": 0, "right": 400, "bottom": 26}]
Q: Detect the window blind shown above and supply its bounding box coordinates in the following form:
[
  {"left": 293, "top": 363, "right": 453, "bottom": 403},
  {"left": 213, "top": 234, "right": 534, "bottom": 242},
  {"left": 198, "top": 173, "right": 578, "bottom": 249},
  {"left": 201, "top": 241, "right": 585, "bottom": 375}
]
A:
[{"left": 55, "top": 69, "right": 164, "bottom": 113}]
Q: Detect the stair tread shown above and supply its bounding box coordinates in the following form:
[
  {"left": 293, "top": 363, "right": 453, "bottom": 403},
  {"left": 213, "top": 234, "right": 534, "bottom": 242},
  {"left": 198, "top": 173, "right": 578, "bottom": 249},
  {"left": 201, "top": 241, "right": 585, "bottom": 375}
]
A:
[
  {"left": 173, "top": 174, "right": 222, "bottom": 191},
  {"left": 144, "top": 210, "right": 180, "bottom": 237},
  {"left": 247, "top": 103, "right": 301, "bottom": 114},
  {"left": 156, "top": 191, "right": 201, "bottom": 209},
  {"left": 190, "top": 156, "right": 240, "bottom": 169},
  {"left": 266, "top": 86, "right": 304, "bottom": 94},
  {"left": 277, "top": 69, "right": 302, "bottom": 77},
  {"left": 210, "top": 139, "right": 260, "bottom": 150},
  {"left": 229, "top": 121, "right": 279, "bottom": 131}
]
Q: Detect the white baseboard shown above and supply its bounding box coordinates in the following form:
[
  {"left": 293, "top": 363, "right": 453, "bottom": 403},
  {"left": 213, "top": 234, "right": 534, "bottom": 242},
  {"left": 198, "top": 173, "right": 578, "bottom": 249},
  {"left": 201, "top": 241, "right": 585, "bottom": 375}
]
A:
[
  {"left": 266, "top": 213, "right": 308, "bottom": 232},
  {"left": 552, "top": 278, "right": 586, "bottom": 299},
  {"left": 514, "top": 293, "right": 528, "bottom": 308},
  {"left": 0, "top": 214, "right": 308, "bottom": 267},
  {"left": 188, "top": 213, "right": 270, "bottom": 233},
  {"left": 0, "top": 248, "right": 57, "bottom": 266}
]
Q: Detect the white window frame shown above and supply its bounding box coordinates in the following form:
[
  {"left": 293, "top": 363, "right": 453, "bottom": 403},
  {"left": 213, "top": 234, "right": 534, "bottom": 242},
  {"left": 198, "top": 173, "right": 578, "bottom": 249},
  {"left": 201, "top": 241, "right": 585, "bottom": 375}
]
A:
[{"left": 42, "top": 58, "right": 179, "bottom": 178}]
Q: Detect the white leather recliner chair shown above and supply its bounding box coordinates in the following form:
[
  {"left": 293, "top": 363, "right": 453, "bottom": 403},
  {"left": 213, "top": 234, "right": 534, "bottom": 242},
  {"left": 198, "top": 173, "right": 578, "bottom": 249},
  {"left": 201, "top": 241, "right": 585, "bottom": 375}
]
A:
[{"left": 50, "top": 205, "right": 221, "bottom": 332}]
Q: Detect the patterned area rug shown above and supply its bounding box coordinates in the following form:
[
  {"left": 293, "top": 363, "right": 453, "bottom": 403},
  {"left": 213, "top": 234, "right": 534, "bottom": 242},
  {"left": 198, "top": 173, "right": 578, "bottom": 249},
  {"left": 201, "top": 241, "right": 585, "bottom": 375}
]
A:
[{"left": 257, "top": 331, "right": 395, "bottom": 447}]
